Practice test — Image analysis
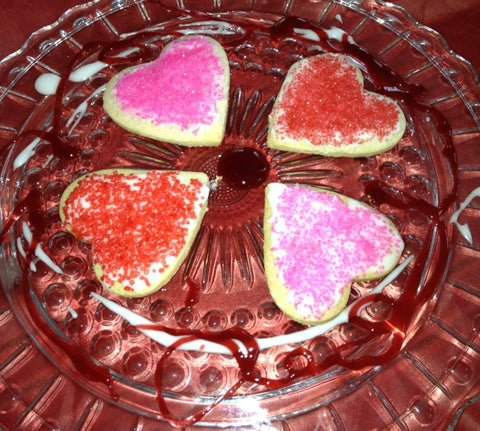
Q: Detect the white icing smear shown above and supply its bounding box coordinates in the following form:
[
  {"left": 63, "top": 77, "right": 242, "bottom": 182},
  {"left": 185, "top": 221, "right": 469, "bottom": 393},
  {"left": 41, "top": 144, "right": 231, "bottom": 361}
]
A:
[
  {"left": 116, "top": 47, "right": 141, "bottom": 58},
  {"left": 13, "top": 137, "right": 42, "bottom": 170},
  {"left": 22, "top": 221, "right": 33, "bottom": 245},
  {"left": 69, "top": 47, "right": 141, "bottom": 82},
  {"left": 335, "top": 14, "right": 343, "bottom": 24},
  {"left": 449, "top": 186, "right": 480, "bottom": 243},
  {"left": 69, "top": 61, "right": 107, "bottom": 83},
  {"left": 293, "top": 28, "right": 320, "bottom": 42},
  {"left": 34, "top": 73, "right": 61, "bottom": 95},
  {"left": 92, "top": 256, "right": 412, "bottom": 355},
  {"left": 293, "top": 26, "right": 355, "bottom": 44},
  {"left": 20, "top": 221, "right": 63, "bottom": 274},
  {"left": 324, "top": 26, "right": 355, "bottom": 44},
  {"left": 35, "top": 47, "right": 140, "bottom": 97},
  {"left": 34, "top": 244, "right": 63, "bottom": 274},
  {"left": 66, "top": 84, "right": 106, "bottom": 134},
  {"left": 34, "top": 22, "right": 353, "bottom": 98},
  {"left": 68, "top": 306, "right": 79, "bottom": 319}
]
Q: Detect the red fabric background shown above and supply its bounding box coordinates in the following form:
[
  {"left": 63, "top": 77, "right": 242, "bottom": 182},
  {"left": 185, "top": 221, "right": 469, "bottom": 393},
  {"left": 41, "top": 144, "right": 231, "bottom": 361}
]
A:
[{"left": 0, "top": 0, "right": 479, "bottom": 74}]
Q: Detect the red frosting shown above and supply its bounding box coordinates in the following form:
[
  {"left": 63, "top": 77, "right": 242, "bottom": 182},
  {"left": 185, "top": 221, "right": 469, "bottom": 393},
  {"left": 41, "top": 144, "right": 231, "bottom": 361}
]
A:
[
  {"left": 63, "top": 171, "right": 205, "bottom": 290},
  {"left": 275, "top": 54, "right": 400, "bottom": 147}
]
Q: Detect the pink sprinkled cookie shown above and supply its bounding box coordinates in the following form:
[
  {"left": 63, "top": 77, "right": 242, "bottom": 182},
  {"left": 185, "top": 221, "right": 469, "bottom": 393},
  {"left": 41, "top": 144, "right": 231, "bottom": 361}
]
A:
[
  {"left": 103, "top": 35, "right": 229, "bottom": 147},
  {"left": 264, "top": 183, "right": 404, "bottom": 324},
  {"left": 267, "top": 54, "right": 406, "bottom": 157}
]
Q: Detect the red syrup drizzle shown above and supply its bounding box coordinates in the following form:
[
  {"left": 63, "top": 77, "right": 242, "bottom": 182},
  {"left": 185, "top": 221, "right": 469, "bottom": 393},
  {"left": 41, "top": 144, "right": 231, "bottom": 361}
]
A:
[
  {"left": 218, "top": 147, "right": 270, "bottom": 189},
  {"left": 184, "top": 276, "right": 200, "bottom": 307},
  {"left": 0, "top": 40, "right": 160, "bottom": 404},
  {"left": 0, "top": 6, "right": 459, "bottom": 426},
  {"left": 137, "top": 181, "right": 450, "bottom": 427},
  {"left": 0, "top": 192, "right": 118, "bottom": 401},
  {"left": 136, "top": 324, "right": 260, "bottom": 426}
]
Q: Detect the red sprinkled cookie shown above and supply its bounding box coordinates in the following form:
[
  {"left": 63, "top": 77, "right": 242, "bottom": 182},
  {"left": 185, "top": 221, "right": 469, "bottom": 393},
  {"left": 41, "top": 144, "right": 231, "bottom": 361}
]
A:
[
  {"left": 59, "top": 169, "right": 210, "bottom": 297},
  {"left": 267, "top": 54, "right": 406, "bottom": 157}
]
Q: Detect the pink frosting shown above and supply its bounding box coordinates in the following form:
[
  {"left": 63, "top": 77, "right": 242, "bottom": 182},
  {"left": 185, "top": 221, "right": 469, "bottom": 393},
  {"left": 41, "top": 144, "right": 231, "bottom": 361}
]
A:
[
  {"left": 113, "top": 36, "right": 225, "bottom": 132},
  {"left": 270, "top": 185, "right": 403, "bottom": 320}
]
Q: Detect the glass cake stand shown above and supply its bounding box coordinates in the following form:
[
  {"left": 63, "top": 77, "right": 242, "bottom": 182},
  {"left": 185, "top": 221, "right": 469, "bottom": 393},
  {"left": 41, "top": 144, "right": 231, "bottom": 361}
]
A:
[{"left": 0, "top": 0, "right": 479, "bottom": 429}]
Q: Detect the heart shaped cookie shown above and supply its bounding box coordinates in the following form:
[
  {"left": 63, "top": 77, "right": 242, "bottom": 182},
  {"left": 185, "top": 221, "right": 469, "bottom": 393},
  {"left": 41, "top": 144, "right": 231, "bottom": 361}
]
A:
[
  {"left": 60, "top": 169, "right": 209, "bottom": 297},
  {"left": 267, "top": 54, "right": 406, "bottom": 157},
  {"left": 264, "top": 183, "right": 404, "bottom": 324},
  {"left": 103, "top": 35, "right": 229, "bottom": 147}
]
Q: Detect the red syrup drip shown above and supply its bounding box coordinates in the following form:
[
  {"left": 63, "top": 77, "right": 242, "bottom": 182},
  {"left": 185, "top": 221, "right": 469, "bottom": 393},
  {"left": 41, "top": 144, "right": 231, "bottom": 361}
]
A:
[
  {"left": 184, "top": 276, "right": 200, "bottom": 307},
  {"left": 20, "top": 267, "right": 118, "bottom": 400},
  {"left": 0, "top": 41, "right": 160, "bottom": 403},
  {"left": 0, "top": 189, "right": 42, "bottom": 241},
  {"left": 136, "top": 324, "right": 259, "bottom": 427},
  {"left": 0, "top": 6, "right": 459, "bottom": 426},
  {"left": 218, "top": 147, "right": 270, "bottom": 189},
  {"left": 0, "top": 194, "right": 118, "bottom": 401}
]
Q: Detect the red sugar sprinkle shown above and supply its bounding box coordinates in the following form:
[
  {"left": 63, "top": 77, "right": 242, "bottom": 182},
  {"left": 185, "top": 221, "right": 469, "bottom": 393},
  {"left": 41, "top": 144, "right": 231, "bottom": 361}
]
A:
[
  {"left": 276, "top": 55, "right": 400, "bottom": 147},
  {"left": 64, "top": 171, "right": 206, "bottom": 290}
]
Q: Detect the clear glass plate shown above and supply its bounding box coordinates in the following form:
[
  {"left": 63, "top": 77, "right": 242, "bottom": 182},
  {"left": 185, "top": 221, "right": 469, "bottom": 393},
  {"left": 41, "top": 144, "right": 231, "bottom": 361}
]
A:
[{"left": 0, "top": 0, "right": 479, "bottom": 429}]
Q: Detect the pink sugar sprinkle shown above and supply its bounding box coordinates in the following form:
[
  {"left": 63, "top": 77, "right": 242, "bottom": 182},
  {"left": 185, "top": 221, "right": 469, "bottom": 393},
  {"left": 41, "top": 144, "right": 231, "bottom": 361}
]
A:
[
  {"left": 114, "top": 36, "right": 224, "bottom": 131},
  {"left": 271, "top": 186, "right": 402, "bottom": 320}
]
